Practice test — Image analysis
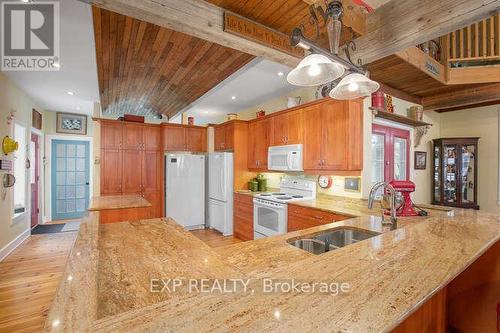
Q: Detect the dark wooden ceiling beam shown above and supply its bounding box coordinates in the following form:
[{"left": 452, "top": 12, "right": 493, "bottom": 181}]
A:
[{"left": 422, "top": 83, "right": 500, "bottom": 111}]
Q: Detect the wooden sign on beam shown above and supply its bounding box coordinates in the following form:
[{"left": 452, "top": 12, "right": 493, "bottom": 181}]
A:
[{"left": 224, "top": 12, "right": 305, "bottom": 58}]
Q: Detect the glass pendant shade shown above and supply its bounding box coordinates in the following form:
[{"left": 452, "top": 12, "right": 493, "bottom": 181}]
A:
[
  {"left": 329, "top": 73, "right": 380, "bottom": 100},
  {"left": 287, "top": 54, "right": 345, "bottom": 87}
]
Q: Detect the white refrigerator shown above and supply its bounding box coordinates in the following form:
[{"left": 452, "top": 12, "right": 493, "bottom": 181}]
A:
[
  {"left": 208, "top": 152, "right": 233, "bottom": 236},
  {"left": 165, "top": 154, "right": 205, "bottom": 230}
]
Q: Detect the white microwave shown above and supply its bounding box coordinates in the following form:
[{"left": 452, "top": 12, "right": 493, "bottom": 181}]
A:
[{"left": 268, "top": 144, "right": 303, "bottom": 171}]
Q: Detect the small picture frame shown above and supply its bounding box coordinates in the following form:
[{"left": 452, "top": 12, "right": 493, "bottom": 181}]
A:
[
  {"left": 414, "top": 151, "right": 427, "bottom": 170},
  {"left": 56, "top": 112, "right": 87, "bottom": 135}
]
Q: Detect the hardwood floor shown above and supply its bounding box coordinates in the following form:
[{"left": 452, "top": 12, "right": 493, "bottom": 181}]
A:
[
  {"left": 0, "top": 227, "right": 239, "bottom": 332},
  {"left": 0, "top": 232, "right": 77, "bottom": 332},
  {"left": 190, "top": 228, "right": 243, "bottom": 248}
]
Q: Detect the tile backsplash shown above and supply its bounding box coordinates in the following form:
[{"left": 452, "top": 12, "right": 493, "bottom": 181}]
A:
[{"left": 260, "top": 173, "right": 362, "bottom": 198}]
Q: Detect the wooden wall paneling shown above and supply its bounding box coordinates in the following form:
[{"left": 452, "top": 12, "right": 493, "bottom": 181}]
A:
[
  {"left": 92, "top": 6, "right": 254, "bottom": 120},
  {"left": 101, "top": 121, "right": 123, "bottom": 149},
  {"left": 100, "top": 149, "right": 122, "bottom": 195}
]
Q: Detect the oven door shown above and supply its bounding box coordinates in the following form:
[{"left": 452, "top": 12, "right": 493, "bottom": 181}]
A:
[{"left": 253, "top": 200, "right": 286, "bottom": 237}]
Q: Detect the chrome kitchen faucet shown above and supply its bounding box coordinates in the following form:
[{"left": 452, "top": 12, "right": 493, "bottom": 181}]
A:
[{"left": 368, "top": 182, "right": 397, "bottom": 230}]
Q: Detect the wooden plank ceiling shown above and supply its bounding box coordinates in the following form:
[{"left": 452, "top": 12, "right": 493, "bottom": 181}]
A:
[{"left": 92, "top": 7, "right": 254, "bottom": 119}]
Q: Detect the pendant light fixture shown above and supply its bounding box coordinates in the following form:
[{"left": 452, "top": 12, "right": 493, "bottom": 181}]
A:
[
  {"left": 329, "top": 73, "right": 380, "bottom": 100},
  {"left": 287, "top": 54, "right": 345, "bottom": 86},
  {"left": 287, "top": 1, "right": 380, "bottom": 100}
]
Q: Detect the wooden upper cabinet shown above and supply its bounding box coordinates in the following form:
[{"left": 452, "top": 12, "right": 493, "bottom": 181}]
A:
[
  {"left": 163, "top": 125, "right": 186, "bottom": 151},
  {"left": 143, "top": 126, "right": 161, "bottom": 151},
  {"left": 303, "top": 104, "right": 324, "bottom": 170},
  {"left": 100, "top": 149, "right": 122, "bottom": 195},
  {"left": 123, "top": 123, "right": 143, "bottom": 150},
  {"left": 214, "top": 123, "right": 234, "bottom": 151},
  {"left": 101, "top": 121, "right": 123, "bottom": 149},
  {"left": 186, "top": 127, "right": 206, "bottom": 152},
  {"left": 248, "top": 118, "right": 271, "bottom": 170},
  {"left": 271, "top": 109, "right": 303, "bottom": 146},
  {"left": 303, "top": 99, "right": 363, "bottom": 172}
]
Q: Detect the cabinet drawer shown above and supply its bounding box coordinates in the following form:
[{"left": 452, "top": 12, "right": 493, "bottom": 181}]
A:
[{"left": 288, "top": 204, "right": 349, "bottom": 232}]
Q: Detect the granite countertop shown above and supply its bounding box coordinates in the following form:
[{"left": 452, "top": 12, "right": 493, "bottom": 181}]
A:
[
  {"left": 44, "top": 205, "right": 500, "bottom": 332},
  {"left": 88, "top": 195, "right": 152, "bottom": 211}
]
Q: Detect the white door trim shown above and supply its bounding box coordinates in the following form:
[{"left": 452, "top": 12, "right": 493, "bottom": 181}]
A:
[
  {"left": 45, "top": 135, "right": 93, "bottom": 222},
  {"left": 30, "top": 129, "right": 44, "bottom": 226}
]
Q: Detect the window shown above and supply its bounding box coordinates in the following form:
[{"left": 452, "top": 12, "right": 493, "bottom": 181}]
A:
[
  {"left": 371, "top": 124, "right": 410, "bottom": 185},
  {"left": 13, "top": 122, "right": 27, "bottom": 218}
]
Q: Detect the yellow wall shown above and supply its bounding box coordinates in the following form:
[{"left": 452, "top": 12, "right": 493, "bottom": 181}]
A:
[
  {"left": 439, "top": 105, "right": 499, "bottom": 213},
  {"left": 0, "top": 72, "right": 46, "bottom": 252}
]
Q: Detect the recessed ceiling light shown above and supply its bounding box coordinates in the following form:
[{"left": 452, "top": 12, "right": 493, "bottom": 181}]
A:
[
  {"left": 277, "top": 72, "right": 284, "bottom": 77},
  {"left": 67, "top": 91, "right": 74, "bottom": 96},
  {"left": 231, "top": 96, "right": 236, "bottom": 100}
]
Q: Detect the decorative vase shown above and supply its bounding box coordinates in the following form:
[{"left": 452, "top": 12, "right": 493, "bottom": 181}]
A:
[{"left": 2, "top": 136, "right": 18, "bottom": 155}]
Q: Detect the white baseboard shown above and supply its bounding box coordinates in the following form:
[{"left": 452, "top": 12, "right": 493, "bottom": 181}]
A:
[{"left": 0, "top": 229, "right": 30, "bottom": 262}]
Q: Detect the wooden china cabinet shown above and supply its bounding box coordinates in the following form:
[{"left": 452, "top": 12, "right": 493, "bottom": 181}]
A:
[{"left": 432, "top": 138, "right": 479, "bottom": 209}]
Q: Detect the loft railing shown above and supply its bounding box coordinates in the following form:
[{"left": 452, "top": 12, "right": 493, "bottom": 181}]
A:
[{"left": 442, "top": 13, "right": 500, "bottom": 65}]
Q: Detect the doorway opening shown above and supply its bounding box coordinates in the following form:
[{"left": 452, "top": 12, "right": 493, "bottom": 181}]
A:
[{"left": 30, "top": 133, "right": 41, "bottom": 228}]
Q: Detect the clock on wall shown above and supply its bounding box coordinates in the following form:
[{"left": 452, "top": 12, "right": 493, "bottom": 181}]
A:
[{"left": 317, "top": 175, "right": 333, "bottom": 189}]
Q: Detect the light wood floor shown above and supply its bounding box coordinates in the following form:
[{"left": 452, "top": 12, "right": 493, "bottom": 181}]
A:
[
  {"left": 0, "top": 226, "right": 240, "bottom": 332},
  {"left": 190, "top": 228, "right": 243, "bottom": 247},
  {"left": 0, "top": 232, "right": 77, "bottom": 332}
]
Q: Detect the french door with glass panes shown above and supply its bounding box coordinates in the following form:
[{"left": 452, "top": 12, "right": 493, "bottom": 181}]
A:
[{"left": 371, "top": 124, "right": 410, "bottom": 184}]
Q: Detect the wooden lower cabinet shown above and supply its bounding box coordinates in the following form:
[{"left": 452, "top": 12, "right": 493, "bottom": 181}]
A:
[
  {"left": 287, "top": 204, "right": 349, "bottom": 232},
  {"left": 233, "top": 193, "right": 254, "bottom": 241}
]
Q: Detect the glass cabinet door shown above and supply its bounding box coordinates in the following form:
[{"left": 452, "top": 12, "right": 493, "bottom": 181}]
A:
[
  {"left": 443, "top": 145, "right": 457, "bottom": 204},
  {"left": 460, "top": 144, "right": 476, "bottom": 204},
  {"left": 433, "top": 145, "right": 441, "bottom": 202}
]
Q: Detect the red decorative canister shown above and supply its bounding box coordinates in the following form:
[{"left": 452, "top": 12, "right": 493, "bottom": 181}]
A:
[{"left": 371, "top": 90, "right": 385, "bottom": 111}]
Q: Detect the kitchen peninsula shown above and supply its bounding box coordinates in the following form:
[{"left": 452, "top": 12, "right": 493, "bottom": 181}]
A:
[{"left": 44, "top": 198, "right": 499, "bottom": 332}]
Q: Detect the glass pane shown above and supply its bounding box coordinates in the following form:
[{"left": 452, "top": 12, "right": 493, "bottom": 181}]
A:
[
  {"left": 76, "top": 158, "right": 85, "bottom": 171},
  {"left": 256, "top": 206, "right": 279, "bottom": 232},
  {"left": 76, "top": 145, "right": 85, "bottom": 158},
  {"left": 433, "top": 145, "right": 441, "bottom": 201},
  {"left": 67, "top": 172, "right": 76, "bottom": 185},
  {"left": 66, "top": 186, "right": 76, "bottom": 199},
  {"left": 75, "top": 172, "right": 86, "bottom": 185},
  {"left": 67, "top": 144, "right": 76, "bottom": 157},
  {"left": 56, "top": 144, "right": 65, "bottom": 157},
  {"left": 56, "top": 158, "right": 65, "bottom": 171},
  {"left": 66, "top": 158, "right": 75, "bottom": 171},
  {"left": 461, "top": 145, "right": 476, "bottom": 203},
  {"left": 66, "top": 200, "right": 76, "bottom": 212},
  {"left": 76, "top": 199, "right": 86, "bottom": 212},
  {"left": 56, "top": 172, "right": 66, "bottom": 185},
  {"left": 443, "top": 145, "right": 457, "bottom": 203},
  {"left": 394, "top": 137, "right": 407, "bottom": 180},
  {"left": 75, "top": 185, "right": 85, "bottom": 198},
  {"left": 56, "top": 186, "right": 65, "bottom": 199},
  {"left": 56, "top": 200, "right": 66, "bottom": 213},
  {"left": 371, "top": 134, "right": 384, "bottom": 184}
]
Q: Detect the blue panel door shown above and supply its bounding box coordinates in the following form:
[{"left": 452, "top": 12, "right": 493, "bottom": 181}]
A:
[{"left": 51, "top": 140, "right": 90, "bottom": 220}]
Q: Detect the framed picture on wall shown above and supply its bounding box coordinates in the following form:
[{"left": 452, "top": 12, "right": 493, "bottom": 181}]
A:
[
  {"left": 56, "top": 112, "right": 87, "bottom": 135},
  {"left": 414, "top": 151, "right": 427, "bottom": 170}
]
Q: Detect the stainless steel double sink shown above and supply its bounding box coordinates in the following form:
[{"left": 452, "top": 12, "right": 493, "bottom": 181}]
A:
[{"left": 288, "top": 228, "right": 380, "bottom": 255}]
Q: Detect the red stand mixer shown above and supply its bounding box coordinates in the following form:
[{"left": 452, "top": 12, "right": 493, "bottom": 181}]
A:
[{"left": 388, "top": 180, "right": 419, "bottom": 217}]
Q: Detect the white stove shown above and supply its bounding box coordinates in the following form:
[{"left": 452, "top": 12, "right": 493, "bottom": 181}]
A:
[{"left": 253, "top": 178, "right": 316, "bottom": 239}]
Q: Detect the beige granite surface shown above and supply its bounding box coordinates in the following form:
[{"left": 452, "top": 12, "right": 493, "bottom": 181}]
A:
[
  {"left": 88, "top": 195, "right": 151, "bottom": 211},
  {"left": 44, "top": 200, "right": 500, "bottom": 332}
]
